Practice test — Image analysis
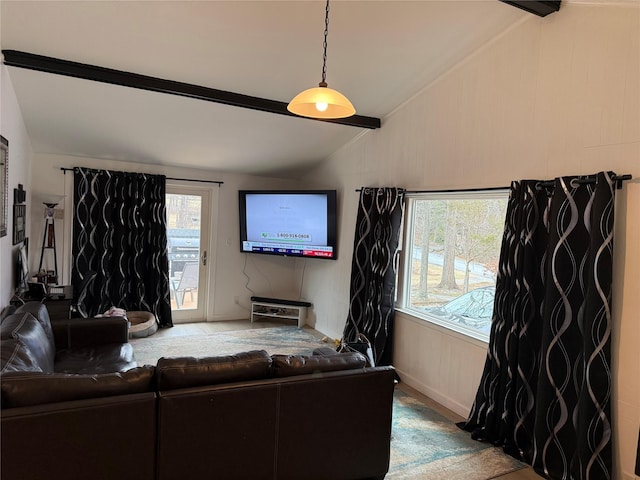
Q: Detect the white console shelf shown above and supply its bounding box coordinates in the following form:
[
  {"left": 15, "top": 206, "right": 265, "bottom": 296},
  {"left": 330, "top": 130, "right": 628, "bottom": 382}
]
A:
[{"left": 250, "top": 298, "right": 311, "bottom": 328}]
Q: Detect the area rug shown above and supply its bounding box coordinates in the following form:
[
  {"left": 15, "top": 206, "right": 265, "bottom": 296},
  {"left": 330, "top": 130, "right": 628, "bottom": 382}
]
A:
[
  {"left": 130, "top": 326, "right": 329, "bottom": 365},
  {"left": 131, "top": 326, "right": 527, "bottom": 479},
  {"left": 389, "top": 390, "right": 527, "bottom": 479}
]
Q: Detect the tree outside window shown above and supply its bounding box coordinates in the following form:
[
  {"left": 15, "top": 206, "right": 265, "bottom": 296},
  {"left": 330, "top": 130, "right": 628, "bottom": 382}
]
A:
[{"left": 401, "top": 191, "right": 508, "bottom": 341}]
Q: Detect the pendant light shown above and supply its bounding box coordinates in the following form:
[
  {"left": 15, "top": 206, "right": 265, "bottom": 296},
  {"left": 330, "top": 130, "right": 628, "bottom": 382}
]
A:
[{"left": 287, "top": 0, "right": 355, "bottom": 119}]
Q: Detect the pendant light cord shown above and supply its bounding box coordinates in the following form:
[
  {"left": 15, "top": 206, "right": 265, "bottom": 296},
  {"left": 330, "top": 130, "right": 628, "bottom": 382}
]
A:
[{"left": 320, "top": 0, "right": 330, "bottom": 87}]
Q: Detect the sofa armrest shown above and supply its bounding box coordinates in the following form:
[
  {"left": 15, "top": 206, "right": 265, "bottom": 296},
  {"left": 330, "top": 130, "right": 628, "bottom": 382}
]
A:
[{"left": 52, "top": 316, "right": 129, "bottom": 350}]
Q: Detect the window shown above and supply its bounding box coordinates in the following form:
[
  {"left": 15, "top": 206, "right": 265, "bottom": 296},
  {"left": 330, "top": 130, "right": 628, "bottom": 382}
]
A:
[{"left": 399, "top": 190, "right": 509, "bottom": 342}]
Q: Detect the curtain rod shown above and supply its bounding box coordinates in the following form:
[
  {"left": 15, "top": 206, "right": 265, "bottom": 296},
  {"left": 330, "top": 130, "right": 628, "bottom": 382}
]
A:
[
  {"left": 356, "top": 174, "right": 632, "bottom": 194},
  {"left": 355, "top": 186, "right": 508, "bottom": 194},
  {"left": 536, "top": 173, "right": 631, "bottom": 190},
  {"left": 60, "top": 167, "right": 223, "bottom": 186}
]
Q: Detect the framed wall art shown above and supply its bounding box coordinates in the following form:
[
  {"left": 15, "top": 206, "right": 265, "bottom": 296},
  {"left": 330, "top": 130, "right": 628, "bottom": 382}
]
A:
[
  {"left": 0, "top": 135, "right": 8, "bottom": 238},
  {"left": 13, "top": 204, "right": 26, "bottom": 245}
]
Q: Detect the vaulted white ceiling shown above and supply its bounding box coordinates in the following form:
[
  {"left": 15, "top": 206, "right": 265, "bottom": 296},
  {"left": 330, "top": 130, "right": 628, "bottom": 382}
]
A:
[{"left": 1, "top": 1, "right": 530, "bottom": 177}]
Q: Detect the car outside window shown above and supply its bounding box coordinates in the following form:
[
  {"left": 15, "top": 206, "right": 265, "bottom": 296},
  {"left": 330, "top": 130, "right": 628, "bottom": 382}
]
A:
[{"left": 399, "top": 190, "right": 508, "bottom": 342}]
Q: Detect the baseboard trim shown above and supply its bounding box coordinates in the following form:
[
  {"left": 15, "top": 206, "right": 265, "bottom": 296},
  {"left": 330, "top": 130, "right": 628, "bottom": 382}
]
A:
[{"left": 395, "top": 368, "right": 471, "bottom": 419}]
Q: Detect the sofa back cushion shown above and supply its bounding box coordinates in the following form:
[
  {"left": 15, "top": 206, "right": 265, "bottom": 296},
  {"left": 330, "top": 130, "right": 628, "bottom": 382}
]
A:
[
  {"left": 0, "top": 366, "right": 156, "bottom": 408},
  {"left": 0, "top": 339, "right": 43, "bottom": 373},
  {"left": 156, "top": 350, "right": 272, "bottom": 390},
  {"left": 271, "top": 352, "right": 367, "bottom": 378},
  {"left": 15, "top": 302, "right": 55, "bottom": 347},
  {"left": 0, "top": 313, "right": 54, "bottom": 373},
  {"left": 1, "top": 305, "right": 17, "bottom": 321}
]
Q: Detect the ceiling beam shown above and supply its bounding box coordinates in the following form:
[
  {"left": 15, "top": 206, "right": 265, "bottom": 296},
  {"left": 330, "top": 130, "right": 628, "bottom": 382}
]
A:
[
  {"left": 2, "top": 50, "right": 381, "bottom": 129},
  {"left": 499, "top": 1, "right": 560, "bottom": 17}
]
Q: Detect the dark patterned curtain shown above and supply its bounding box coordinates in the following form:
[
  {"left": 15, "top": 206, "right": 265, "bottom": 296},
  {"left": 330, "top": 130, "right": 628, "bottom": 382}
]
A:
[
  {"left": 462, "top": 171, "right": 618, "bottom": 480},
  {"left": 343, "top": 187, "right": 405, "bottom": 366},
  {"left": 72, "top": 167, "right": 173, "bottom": 328}
]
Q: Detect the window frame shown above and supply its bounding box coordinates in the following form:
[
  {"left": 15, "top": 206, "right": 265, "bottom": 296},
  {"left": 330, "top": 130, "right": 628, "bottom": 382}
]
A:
[{"left": 396, "top": 189, "right": 509, "bottom": 343}]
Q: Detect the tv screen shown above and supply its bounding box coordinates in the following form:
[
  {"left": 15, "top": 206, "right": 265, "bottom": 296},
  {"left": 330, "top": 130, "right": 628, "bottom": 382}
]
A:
[{"left": 239, "top": 190, "right": 337, "bottom": 260}]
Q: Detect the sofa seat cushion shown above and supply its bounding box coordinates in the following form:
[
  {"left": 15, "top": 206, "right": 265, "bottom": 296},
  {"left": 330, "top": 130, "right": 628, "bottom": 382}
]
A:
[
  {"left": 272, "top": 352, "right": 367, "bottom": 377},
  {"left": 54, "top": 343, "right": 136, "bottom": 374},
  {"left": 0, "top": 366, "right": 155, "bottom": 408},
  {"left": 156, "top": 350, "right": 272, "bottom": 390},
  {"left": 0, "top": 313, "right": 55, "bottom": 373}
]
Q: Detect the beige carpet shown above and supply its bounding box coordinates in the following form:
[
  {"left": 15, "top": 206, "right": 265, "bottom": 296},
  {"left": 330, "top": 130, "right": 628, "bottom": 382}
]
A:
[{"left": 131, "top": 326, "right": 527, "bottom": 479}]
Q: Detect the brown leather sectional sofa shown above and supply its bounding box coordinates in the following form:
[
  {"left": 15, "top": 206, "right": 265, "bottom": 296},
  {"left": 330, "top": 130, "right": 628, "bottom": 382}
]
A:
[
  {"left": 1, "top": 302, "right": 395, "bottom": 480},
  {"left": 1, "top": 301, "right": 136, "bottom": 374}
]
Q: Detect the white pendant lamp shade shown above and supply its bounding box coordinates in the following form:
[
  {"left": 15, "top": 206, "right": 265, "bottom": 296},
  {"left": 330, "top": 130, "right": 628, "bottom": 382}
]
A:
[
  {"left": 287, "top": 82, "right": 355, "bottom": 119},
  {"left": 287, "top": 0, "right": 356, "bottom": 120}
]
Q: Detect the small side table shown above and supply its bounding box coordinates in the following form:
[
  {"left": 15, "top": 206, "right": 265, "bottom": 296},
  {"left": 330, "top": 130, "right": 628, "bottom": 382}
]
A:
[
  {"left": 43, "top": 285, "right": 74, "bottom": 322},
  {"left": 44, "top": 297, "right": 72, "bottom": 322}
]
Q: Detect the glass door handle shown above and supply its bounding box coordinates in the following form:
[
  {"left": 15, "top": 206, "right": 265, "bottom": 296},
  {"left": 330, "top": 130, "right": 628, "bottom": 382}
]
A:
[{"left": 201, "top": 250, "right": 207, "bottom": 266}]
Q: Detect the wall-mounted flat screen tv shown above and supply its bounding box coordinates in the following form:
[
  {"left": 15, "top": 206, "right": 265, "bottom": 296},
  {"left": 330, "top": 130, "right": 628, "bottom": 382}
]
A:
[{"left": 239, "top": 190, "right": 337, "bottom": 260}]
